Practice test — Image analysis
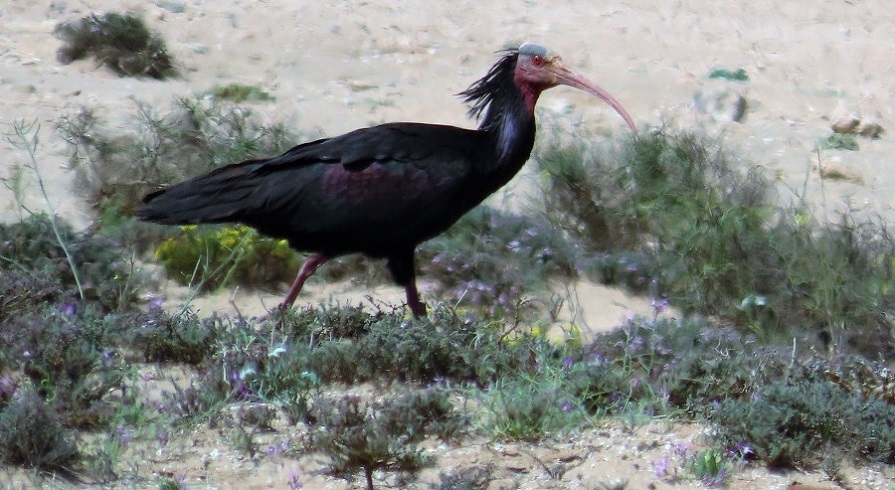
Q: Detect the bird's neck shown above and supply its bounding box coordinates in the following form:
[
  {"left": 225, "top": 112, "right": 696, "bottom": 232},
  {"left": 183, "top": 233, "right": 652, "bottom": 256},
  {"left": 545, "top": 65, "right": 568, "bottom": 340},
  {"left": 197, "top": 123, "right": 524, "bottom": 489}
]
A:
[{"left": 478, "top": 87, "right": 537, "bottom": 176}]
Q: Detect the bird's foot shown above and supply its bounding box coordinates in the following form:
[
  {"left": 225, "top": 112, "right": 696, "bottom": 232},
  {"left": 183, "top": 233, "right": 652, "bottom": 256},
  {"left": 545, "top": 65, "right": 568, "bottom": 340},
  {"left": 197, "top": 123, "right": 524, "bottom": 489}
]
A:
[
  {"left": 409, "top": 301, "right": 427, "bottom": 318},
  {"left": 264, "top": 302, "right": 292, "bottom": 329}
]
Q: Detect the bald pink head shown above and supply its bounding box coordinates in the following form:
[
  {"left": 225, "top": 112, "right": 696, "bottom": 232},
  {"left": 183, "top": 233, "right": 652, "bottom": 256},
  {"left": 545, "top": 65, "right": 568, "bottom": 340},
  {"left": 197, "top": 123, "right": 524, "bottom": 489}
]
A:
[{"left": 513, "top": 43, "right": 637, "bottom": 133}]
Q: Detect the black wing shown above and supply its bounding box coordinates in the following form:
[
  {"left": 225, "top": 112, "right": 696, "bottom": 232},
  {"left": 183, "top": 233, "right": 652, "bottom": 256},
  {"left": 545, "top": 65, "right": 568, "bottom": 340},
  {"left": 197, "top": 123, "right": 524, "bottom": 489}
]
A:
[{"left": 137, "top": 122, "right": 492, "bottom": 256}]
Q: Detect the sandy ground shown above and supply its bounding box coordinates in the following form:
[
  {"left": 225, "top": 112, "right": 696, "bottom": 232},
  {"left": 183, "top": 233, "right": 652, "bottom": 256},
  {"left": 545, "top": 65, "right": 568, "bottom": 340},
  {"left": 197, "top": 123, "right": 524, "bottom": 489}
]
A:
[{"left": 3, "top": 0, "right": 895, "bottom": 488}]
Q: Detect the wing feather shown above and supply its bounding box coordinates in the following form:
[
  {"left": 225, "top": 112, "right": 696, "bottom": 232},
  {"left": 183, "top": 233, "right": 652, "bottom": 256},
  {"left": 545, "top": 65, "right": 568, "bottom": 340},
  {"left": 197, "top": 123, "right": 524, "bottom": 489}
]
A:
[{"left": 137, "top": 122, "right": 491, "bottom": 255}]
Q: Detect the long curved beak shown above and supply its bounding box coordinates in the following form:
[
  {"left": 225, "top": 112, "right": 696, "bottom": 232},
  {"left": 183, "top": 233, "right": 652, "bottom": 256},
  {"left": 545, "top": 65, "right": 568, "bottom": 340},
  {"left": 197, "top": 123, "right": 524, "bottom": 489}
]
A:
[{"left": 551, "top": 61, "right": 638, "bottom": 133}]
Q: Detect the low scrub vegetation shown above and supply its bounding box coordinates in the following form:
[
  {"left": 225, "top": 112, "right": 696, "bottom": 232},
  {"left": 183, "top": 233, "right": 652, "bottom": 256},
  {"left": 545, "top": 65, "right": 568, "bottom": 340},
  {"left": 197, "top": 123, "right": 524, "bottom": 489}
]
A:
[
  {"left": 57, "top": 97, "right": 295, "bottom": 232},
  {"left": 1, "top": 93, "right": 893, "bottom": 487},
  {"left": 538, "top": 128, "right": 895, "bottom": 357}
]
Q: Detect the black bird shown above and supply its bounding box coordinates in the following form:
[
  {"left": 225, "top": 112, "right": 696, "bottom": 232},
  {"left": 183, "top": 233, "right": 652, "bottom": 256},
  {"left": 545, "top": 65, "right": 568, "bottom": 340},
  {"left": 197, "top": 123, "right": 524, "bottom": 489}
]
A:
[{"left": 137, "top": 43, "right": 636, "bottom": 316}]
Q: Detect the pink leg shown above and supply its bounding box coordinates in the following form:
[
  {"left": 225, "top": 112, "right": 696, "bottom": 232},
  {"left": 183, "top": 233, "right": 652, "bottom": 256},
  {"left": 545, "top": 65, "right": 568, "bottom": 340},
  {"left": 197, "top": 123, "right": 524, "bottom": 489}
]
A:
[{"left": 280, "top": 254, "right": 328, "bottom": 309}]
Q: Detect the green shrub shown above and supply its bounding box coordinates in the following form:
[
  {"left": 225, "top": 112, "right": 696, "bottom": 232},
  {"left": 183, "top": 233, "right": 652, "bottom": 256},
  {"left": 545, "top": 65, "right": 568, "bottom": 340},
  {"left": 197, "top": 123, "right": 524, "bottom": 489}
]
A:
[
  {"left": 538, "top": 129, "right": 895, "bottom": 356},
  {"left": 481, "top": 377, "right": 579, "bottom": 441},
  {"left": 709, "top": 379, "right": 895, "bottom": 467},
  {"left": 277, "top": 302, "right": 381, "bottom": 340},
  {"left": 434, "top": 465, "right": 495, "bottom": 490},
  {"left": 383, "top": 388, "right": 468, "bottom": 441},
  {"left": 0, "top": 391, "right": 79, "bottom": 470},
  {"left": 55, "top": 13, "right": 176, "bottom": 79},
  {"left": 0, "top": 268, "right": 59, "bottom": 323},
  {"left": 58, "top": 97, "right": 295, "bottom": 228},
  {"left": 569, "top": 362, "right": 648, "bottom": 416},
  {"left": 688, "top": 448, "right": 731, "bottom": 486},
  {"left": 309, "top": 395, "right": 435, "bottom": 490},
  {"left": 419, "top": 205, "right": 576, "bottom": 316},
  {"left": 308, "top": 305, "right": 517, "bottom": 384},
  {"left": 8, "top": 309, "right": 131, "bottom": 428},
  {"left": 153, "top": 224, "right": 303, "bottom": 291},
  {"left": 134, "top": 309, "right": 217, "bottom": 364},
  {"left": 0, "top": 214, "right": 144, "bottom": 311},
  {"left": 209, "top": 83, "right": 275, "bottom": 103}
]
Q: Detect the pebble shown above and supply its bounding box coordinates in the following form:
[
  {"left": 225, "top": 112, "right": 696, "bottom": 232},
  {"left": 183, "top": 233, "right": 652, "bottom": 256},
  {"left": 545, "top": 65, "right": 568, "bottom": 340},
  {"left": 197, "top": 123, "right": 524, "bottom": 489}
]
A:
[
  {"left": 831, "top": 117, "right": 885, "bottom": 139},
  {"left": 693, "top": 87, "right": 747, "bottom": 122}
]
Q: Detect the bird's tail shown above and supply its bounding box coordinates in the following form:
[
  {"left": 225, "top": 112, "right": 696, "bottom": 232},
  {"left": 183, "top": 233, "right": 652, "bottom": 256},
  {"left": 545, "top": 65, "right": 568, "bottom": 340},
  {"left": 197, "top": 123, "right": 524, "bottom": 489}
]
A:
[{"left": 136, "top": 161, "right": 264, "bottom": 225}]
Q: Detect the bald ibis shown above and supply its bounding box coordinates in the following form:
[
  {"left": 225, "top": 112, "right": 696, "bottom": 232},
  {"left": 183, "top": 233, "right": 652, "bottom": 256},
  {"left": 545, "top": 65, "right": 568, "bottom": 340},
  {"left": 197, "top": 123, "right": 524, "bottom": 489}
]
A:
[{"left": 137, "top": 43, "right": 636, "bottom": 316}]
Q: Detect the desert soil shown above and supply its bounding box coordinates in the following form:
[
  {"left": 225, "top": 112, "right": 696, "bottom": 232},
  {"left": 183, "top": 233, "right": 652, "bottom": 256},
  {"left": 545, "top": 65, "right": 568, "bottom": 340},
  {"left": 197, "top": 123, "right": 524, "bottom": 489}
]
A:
[{"left": 2, "top": 0, "right": 895, "bottom": 488}]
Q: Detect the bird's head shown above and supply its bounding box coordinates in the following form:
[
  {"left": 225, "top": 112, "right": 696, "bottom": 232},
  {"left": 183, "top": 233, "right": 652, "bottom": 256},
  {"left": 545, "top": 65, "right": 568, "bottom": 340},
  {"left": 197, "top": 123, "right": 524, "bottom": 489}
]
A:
[{"left": 514, "top": 43, "right": 637, "bottom": 132}]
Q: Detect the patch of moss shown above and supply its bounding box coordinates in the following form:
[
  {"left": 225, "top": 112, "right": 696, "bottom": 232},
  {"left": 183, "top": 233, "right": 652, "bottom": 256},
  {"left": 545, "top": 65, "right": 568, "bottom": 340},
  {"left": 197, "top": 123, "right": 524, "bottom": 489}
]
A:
[
  {"left": 817, "top": 133, "right": 860, "bottom": 151},
  {"left": 708, "top": 68, "right": 749, "bottom": 81}
]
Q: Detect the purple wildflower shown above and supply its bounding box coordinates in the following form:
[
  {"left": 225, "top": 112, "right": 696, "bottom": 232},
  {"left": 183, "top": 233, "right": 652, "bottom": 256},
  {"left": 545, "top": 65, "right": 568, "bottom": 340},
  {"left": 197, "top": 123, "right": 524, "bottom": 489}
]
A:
[
  {"left": 174, "top": 474, "right": 188, "bottom": 487},
  {"left": 287, "top": 471, "right": 304, "bottom": 490},
  {"left": 156, "top": 428, "right": 170, "bottom": 447},
  {"left": 672, "top": 441, "right": 691, "bottom": 460},
  {"left": 727, "top": 440, "right": 756, "bottom": 460},
  {"left": 651, "top": 296, "right": 668, "bottom": 317},
  {"left": 115, "top": 426, "right": 132, "bottom": 448},
  {"left": 266, "top": 440, "right": 290, "bottom": 458},
  {"left": 149, "top": 296, "right": 165, "bottom": 310},
  {"left": 701, "top": 468, "right": 728, "bottom": 487},
  {"left": 101, "top": 352, "right": 116, "bottom": 371},
  {"left": 561, "top": 356, "right": 574, "bottom": 371},
  {"left": 652, "top": 455, "right": 670, "bottom": 479},
  {"left": 59, "top": 301, "right": 77, "bottom": 316},
  {"left": 0, "top": 372, "right": 17, "bottom": 400}
]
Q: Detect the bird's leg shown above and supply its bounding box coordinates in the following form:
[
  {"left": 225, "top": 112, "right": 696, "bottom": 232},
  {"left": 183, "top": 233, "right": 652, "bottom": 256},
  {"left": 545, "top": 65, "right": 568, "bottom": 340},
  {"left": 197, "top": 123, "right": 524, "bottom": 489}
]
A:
[
  {"left": 404, "top": 280, "right": 426, "bottom": 318},
  {"left": 387, "top": 251, "right": 427, "bottom": 317},
  {"left": 280, "top": 253, "right": 328, "bottom": 309}
]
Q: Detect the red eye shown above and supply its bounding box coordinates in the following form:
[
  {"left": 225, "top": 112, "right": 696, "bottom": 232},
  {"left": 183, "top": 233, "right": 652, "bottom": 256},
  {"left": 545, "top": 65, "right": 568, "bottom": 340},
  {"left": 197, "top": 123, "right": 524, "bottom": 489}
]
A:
[{"left": 532, "top": 55, "right": 545, "bottom": 66}]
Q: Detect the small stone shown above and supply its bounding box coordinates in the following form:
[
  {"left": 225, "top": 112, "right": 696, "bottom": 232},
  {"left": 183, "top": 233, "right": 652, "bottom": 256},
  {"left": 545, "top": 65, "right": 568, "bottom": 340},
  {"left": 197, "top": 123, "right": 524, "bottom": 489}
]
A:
[
  {"left": 189, "top": 43, "right": 208, "bottom": 55},
  {"left": 811, "top": 154, "right": 863, "bottom": 184},
  {"left": 857, "top": 122, "right": 884, "bottom": 139},
  {"left": 347, "top": 80, "right": 377, "bottom": 92},
  {"left": 831, "top": 117, "right": 860, "bottom": 134},
  {"left": 693, "top": 88, "right": 747, "bottom": 122},
  {"left": 158, "top": 1, "right": 186, "bottom": 13}
]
